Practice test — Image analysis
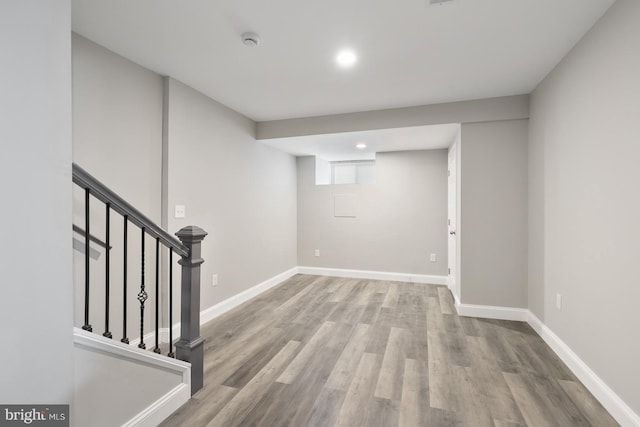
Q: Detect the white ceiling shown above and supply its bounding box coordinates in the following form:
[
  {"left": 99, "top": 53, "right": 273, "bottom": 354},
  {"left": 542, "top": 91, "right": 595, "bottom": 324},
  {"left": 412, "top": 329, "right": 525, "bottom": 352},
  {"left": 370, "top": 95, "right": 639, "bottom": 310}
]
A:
[
  {"left": 72, "top": 0, "right": 615, "bottom": 122},
  {"left": 261, "top": 124, "right": 460, "bottom": 161}
]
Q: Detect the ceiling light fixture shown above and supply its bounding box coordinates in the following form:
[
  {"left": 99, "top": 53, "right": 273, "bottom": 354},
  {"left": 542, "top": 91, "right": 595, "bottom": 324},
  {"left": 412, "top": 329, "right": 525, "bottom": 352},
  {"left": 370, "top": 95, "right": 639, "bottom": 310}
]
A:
[
  {"left": 336, "top": 50, "right": 357, "bottom": 68},
  {"left": 356, "top": 143, "right": 367, "bottom": 149},
  {"left": 241, "top": 32, "right": 260, "bottom": 48}
]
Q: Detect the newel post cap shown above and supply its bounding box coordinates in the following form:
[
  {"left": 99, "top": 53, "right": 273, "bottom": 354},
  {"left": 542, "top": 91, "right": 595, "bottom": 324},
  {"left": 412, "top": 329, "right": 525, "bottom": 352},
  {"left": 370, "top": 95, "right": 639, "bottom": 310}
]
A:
[{"left": 175, "top": 225, "right": 208, "bottom": 243}]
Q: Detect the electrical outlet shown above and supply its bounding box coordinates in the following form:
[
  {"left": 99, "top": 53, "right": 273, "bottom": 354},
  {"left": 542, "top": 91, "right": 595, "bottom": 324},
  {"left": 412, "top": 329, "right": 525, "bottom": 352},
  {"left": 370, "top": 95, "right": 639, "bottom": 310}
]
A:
[
  {"left": 556, "top": 293, "right": 562, "bottom": 309},
  {"left": 314, "top": 249, "right": 320, "bottom": 257},
  {"left": 174, "top": 205, "right": 186, "bottom": 218},
  {"left": 212, "top": 274, "right": 218, "bottom": 287},
  {"left": 430, "top": 253, "right": 437, "bottom": 262}
]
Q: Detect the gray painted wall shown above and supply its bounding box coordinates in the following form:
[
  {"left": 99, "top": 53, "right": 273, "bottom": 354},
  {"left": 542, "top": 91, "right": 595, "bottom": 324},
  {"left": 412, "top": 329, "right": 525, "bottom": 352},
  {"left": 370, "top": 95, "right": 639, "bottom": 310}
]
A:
[
  {"left": 0, "top": 0, "right": 74, "bottom": 404},
  {"left": 529, "top": 0, "right": 640, "bottom": 414},
  {"left": 460, "top": 120, "right": 528, "bottom": 308},
  {"left": 5, "top": 1, "right": 635, "bottom": 420},
  {"left": 297, "top": 150, "right": 448, "bottom": 276},
  {"left": 528, "top": 93, "right": 546, "bottom": 320},
  {"left": 70, "top": 37, "right": 297, "bottom": 423},
  {"left": 72, "top": 34, "right": 163, "bottom": 339},
  {"left": 72, "top": 34, "right": 163, "bottom": 222},
  {"left": 165, "top": 78, "right": 298, "bottom": 309},
  {"left": 74, "top": 343, "right": 183, "bottom": 427},
  {"left": 71, "top": 37, "right": 297, "bottom": 329}
]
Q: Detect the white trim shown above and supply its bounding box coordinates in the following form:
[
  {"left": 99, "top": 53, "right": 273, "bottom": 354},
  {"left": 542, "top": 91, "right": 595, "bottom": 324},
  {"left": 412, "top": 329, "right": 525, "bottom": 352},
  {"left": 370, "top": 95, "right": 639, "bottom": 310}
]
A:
[
  {"left": 445, "top": 275, "right": 461, "bottom": 306},
  {"left": 122, "top": 383, "right": 190, "bottom": 427},
  {"left": 450, "top": 288, "right": 461, "bottom": 307},
  {"left": 297, "top": 266, "right": 448, "bottom": 285},
  {"left": 444, "top": 305, "right": 640, "bottom": 427},
  {"left": 129, "top": 330, "right": 160, "bottom": 348},
  {"left": 74, "top": 328, "right": 190, "bottom": 373},
  {"left": 159, "top": 327, "right": 171, "bottom": 344},
  {"left": 526, "top": 313, "right": 640, "bottom": 427},
  {"left": 454, "top": 303, "right": 529, "bottom": 321},
  {"left": 74, "top": 328, "right": 191, "bottom": 427},
  {"left": 80, "top": 267, "right": 640, "bottom": 427},
  {"left": 199, "top": 267, "right": 298, "bottom": 325}
]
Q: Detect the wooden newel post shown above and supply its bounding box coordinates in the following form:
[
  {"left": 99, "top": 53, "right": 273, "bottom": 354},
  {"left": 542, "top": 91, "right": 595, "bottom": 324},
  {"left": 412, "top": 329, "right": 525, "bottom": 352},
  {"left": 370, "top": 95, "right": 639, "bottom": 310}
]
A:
[{"left": 175, "top": 225, "right": 208, "bottom": 395}]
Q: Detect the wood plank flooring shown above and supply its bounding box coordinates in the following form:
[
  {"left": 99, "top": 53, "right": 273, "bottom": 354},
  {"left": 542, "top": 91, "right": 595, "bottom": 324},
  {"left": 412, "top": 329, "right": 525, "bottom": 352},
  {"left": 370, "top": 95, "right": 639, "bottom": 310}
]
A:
[{"left": 160, "top": 275, "right": 618, "bottom": 427}]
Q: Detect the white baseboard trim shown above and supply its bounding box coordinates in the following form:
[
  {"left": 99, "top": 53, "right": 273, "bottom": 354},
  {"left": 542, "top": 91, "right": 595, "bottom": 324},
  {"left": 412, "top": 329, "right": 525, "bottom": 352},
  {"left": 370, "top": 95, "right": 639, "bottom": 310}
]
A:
[
  {"left": 451, "top": 291, "right": 461, "bottom": 307},
  {"left": 159, "top": 327, "right": 171, "bottom": 344},
  {"left": 129, "top": 331, "right": 159, "bottom": 348},
  {"left": 447, "top": 305, "right": 639, "bottom": 427},
  {"left": 133, "top": 267, "right": 300, "bottom": 346},
  {"left": 88, "top": 267, "right": 640, "bottom": 427},
  {"left": 200, "top": 267, "right": 299, "bottom": 325},
  {"left": 74, "top": 328, "right": 191, "bottom": 427},
  {"left": 297, "top": 266, "right": 448, "bottom": 285},
  {"left": 455, "top": 303, "right": 529, "bottom": 321},
  {"left": 526, "top": 313, "right": 640, "bottom": 427},
  {"left": 446, "top": 278, "right": 460, "bottom": 306},
  {"left": 123, "top": 383, "right": 190, "bottom": 427}
]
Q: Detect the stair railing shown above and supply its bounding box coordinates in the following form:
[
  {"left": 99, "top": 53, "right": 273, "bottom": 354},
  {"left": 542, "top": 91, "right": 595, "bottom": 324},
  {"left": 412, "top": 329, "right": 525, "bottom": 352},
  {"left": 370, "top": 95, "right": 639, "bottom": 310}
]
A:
[{"left": 72, "top": 163, "right": 206, "bottom": 395}]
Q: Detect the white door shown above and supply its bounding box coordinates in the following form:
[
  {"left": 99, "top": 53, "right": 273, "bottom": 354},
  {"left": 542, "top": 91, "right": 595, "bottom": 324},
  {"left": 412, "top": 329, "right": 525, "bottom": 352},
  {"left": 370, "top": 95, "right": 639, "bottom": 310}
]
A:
[{"left": 447, "top": 142, "right": 457, "bottom": 299}]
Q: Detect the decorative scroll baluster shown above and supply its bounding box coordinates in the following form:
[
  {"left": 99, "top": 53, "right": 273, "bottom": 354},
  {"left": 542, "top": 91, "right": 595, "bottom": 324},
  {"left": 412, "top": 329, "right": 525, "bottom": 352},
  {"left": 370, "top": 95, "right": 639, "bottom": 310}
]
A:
[
  {"left": 168, "top": 249, "right": 175, "bottom": 358},
  {"left": 103, "top": 204, "right": 112, "bottom": 339},
  {"left": 153, "top": 237, "right": 161, "bottom": 354},
  {"left": 82, "top": 188, "right": 92, "bottom": 332},
  {"left": 121, "top": 216, "right": 129, "bottom": 344},
  {"left": 138, "top": 228, "right": 148, "bottom": 349},
  {"left": 72, "top": 165, "right": 206, "bottom": 393}
]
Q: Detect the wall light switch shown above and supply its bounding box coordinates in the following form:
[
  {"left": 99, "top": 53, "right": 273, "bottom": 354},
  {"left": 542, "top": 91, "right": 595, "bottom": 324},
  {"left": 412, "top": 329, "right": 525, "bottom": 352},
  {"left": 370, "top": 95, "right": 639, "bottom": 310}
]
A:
[{"left": 174, "top": 205, "right": 186, "bottom": 218}]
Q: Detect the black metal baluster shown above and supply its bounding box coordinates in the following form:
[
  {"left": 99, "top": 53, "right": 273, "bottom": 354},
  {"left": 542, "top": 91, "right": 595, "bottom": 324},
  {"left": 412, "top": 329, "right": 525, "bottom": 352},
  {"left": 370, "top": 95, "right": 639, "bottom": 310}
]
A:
[
  {"left": 138, "top": 228, "right": 148, "bottom": 349},
  {"left": 168, "top": 249, "right": 175, "bottom": 358},
  {"left": 121, "top": 216, "right": 129, "bottom": 344},
  {"left": 103, "top": 204, "right": 112, "bottom": 338},
  {"left": 82, "top": 188, "right": 92, "bottom": 332},
  {"left": 153, "top": 237, "right": 161, "bottom": 354}
]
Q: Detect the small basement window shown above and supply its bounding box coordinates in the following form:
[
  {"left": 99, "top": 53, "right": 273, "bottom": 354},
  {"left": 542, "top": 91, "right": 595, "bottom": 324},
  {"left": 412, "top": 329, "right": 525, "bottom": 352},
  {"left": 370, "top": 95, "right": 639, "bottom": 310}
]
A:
[{"left": 331, "top": 160, "right": 375, "bottom": 185}]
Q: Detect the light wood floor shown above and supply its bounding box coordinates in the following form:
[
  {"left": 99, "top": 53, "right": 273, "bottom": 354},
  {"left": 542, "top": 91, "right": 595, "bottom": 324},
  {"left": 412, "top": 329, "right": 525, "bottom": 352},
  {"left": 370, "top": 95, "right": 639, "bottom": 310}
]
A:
[{"left": 160, "top": 275, "right": 618, "bottom": 427}]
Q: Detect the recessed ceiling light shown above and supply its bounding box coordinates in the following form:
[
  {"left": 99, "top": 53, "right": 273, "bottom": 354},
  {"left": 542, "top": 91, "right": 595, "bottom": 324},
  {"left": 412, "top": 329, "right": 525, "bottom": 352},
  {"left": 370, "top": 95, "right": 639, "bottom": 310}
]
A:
[
  {"left": 336, "top": 50, "right": 357, "bottom": 68},
  {"left": 356, "top": 143, "right": 367, "bottom": 149}
]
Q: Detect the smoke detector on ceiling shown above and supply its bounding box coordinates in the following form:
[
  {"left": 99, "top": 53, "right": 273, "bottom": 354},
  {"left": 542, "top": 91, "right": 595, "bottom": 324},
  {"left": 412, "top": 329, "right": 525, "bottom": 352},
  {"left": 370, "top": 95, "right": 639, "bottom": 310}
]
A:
[
  {"left": 241, "top": 32, "right": 260, "bottom": 48},
  {"left": 427, "top": 0, "right": 454, "bottom": 6}
]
